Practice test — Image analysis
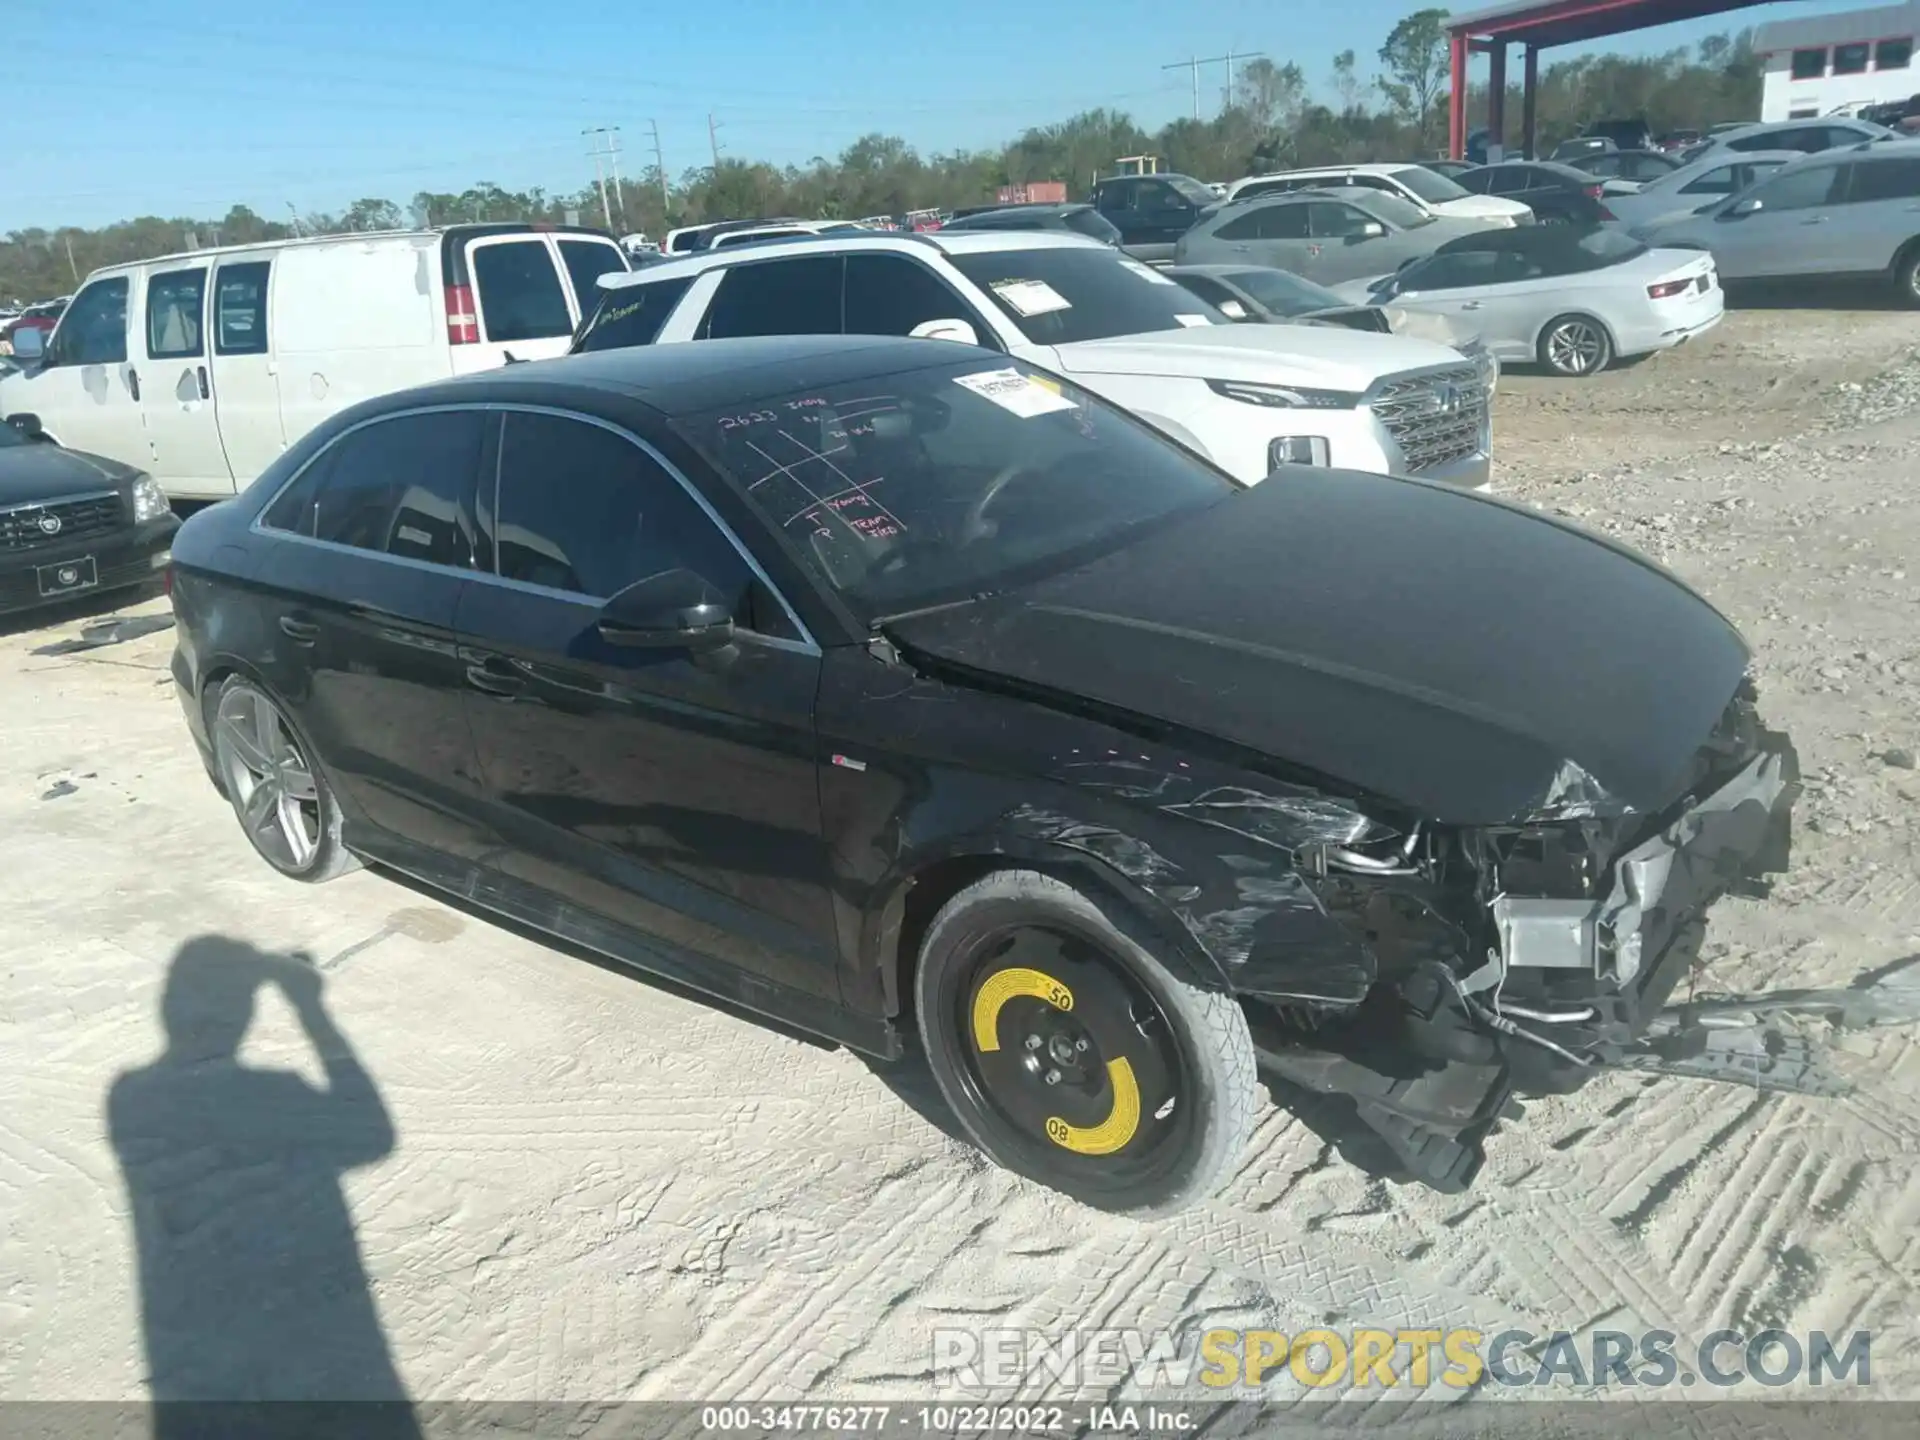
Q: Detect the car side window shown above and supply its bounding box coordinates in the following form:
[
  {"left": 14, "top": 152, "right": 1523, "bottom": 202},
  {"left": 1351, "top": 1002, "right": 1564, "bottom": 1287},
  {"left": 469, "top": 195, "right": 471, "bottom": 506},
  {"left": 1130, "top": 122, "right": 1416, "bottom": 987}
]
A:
[
  {"left": 1680, "top": 165, "right": 1739, "bottom": 195},
  {"left": 493, "top": 412, "right": 769, "bottom": 628},
  {"left": 843, "top": 254, "right": 990, "bottom": 342},
  {"left": 47, "top": 277, "right": 129, "bottom": 367},
  {"left": 1846, "top": 156, "right": 1920, "bottom": 202},
  {"left": 297, "top": 410, "right": 486, "bottom": 568},
  {"left": 1308, "top": 202, "right": 1374, "bottom": 238},
  {"left": 699, "top": 257, "right": 843, "bottom": 339},
  {"left": 470, "top": 239, "right": 573, "bottom": 342},
  {"left": 1094, "top": 183, "right": 1130, "bottom": 213},
  {"left": 146, "top": 269, "right": 208, "bottom": 360},
  {"left": 214, "top": 261, "right": 271, "bottom": 356},
  {"left": 1747, "top": 164, "right": 1843, "bottom": 211}
]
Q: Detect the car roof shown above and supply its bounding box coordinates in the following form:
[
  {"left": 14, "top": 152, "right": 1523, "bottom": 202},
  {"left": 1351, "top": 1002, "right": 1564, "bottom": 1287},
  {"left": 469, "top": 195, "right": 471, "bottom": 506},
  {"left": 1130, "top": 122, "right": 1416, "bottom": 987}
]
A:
[
  {"left": 1242, "top": 163, "right": 1416, "bottom": 181},
  {"left": 367, "top": 335, "right": 982, "bottom": 417},
  {"left": 81, "top": 223, "right": 612, "bottom": 276},
  {"left": 595, "top": 228, "right": 1107, "bottom": 292}
]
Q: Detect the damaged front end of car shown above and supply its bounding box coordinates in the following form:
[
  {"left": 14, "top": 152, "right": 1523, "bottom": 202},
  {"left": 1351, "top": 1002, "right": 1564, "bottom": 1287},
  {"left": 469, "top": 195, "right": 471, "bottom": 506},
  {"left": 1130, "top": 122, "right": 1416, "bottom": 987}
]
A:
[{"left": 1230, "top": 677, "right": 1804, "bottom": 1192}]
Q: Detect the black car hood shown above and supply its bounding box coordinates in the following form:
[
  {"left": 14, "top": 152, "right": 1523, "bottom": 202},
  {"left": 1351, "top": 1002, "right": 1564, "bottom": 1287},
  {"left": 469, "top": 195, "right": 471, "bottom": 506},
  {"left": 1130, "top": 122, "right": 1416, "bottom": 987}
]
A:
[
  {"left": 886, "top": 471, "right": 1750, "bottom": 825},
  {"left": 0, "top": 443, "right": 140, "bottom": 505}
]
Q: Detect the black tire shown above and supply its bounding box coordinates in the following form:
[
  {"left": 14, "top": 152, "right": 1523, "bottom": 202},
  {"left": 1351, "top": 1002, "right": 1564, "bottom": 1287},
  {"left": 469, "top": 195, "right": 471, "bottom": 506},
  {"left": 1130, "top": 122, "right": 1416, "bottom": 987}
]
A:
[
  {"left": 1895, "top": 244, "right": 1920, "bottom": 309},
  {"left": 1537, "top": 313, "right": 1614, "bottom": 377},
  {"left": 912, "top": 869, "right": 1257, "bottom": 1215},
  {"left": 206, "top": 676, "right": 358, "bottom": 882}
]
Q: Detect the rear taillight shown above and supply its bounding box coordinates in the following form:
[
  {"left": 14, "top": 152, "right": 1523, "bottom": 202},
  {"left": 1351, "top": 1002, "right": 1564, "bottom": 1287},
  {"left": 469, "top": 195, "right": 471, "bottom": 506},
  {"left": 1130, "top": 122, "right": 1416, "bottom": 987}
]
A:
[
  {"left": 1647, "top": 279, "right": 1692, "bottom": 299},
  {"left": 445, "top": 283, "right": 479, "bottom": 345},
  {"left": 1584, "top": 183, "right": 1604, "bottom": 199}
]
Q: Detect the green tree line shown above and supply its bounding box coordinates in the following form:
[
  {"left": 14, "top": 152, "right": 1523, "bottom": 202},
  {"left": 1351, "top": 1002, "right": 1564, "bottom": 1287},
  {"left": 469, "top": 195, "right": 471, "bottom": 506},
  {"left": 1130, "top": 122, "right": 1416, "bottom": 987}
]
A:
[{"left": 1, "top": 15, "right": 1760, "bottom": 303}]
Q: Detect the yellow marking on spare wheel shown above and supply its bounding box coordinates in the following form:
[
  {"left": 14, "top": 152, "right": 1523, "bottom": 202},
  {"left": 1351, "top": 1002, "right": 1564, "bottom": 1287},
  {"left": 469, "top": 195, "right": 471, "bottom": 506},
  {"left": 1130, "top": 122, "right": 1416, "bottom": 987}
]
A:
[
  {"left": 1045, "top": 1058, "right": 1142, "bottom": 1155},
  {"left": 971, "top": 967, "right": 1074, "bottom": 1052}
]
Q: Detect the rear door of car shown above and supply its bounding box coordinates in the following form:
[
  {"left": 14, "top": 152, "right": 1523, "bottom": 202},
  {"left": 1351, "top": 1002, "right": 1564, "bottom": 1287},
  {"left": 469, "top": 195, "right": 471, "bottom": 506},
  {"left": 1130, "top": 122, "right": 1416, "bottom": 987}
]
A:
[
  {"left": 457, "top": 406, "right": 841, "bottom": 1001},
  {"left": 460, "top": 234, "right": 581, "bottom": 370},
  {"left": 1207, "top": 202, "right": 1313, "bottom": 274},
  {"left": 1828, "top": 155, "right": 1920, "bottom": 272},
  {"left": 137, "top": 263, "right": 236, "bottom": 497},
  {"left": 552, "top": 234, "right": 631, "bottom": 325},
  {"left": 250, "top": 406, "right": 493, "bottom": 857}
]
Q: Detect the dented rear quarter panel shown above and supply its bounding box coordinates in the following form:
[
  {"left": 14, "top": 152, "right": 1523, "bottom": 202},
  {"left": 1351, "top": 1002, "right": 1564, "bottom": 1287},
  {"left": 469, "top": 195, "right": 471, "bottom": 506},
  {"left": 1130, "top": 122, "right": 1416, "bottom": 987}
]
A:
[{"left": 815, "top": 646, "right": 1402, "bottom": 1020}]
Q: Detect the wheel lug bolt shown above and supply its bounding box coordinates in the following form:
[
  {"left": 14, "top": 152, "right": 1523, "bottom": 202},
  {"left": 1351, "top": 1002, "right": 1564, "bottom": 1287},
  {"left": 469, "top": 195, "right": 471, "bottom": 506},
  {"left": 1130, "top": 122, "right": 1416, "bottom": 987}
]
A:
[
  {"left": 1025, "top": 1034, "right": 1043, "bottom": 1050},
  {"left": 1045, "top": 1069, "right": 1062, "bottom": 1085},
  {"left": 1075, "top": 1036, "right": 1090, "bottom": 1052}
]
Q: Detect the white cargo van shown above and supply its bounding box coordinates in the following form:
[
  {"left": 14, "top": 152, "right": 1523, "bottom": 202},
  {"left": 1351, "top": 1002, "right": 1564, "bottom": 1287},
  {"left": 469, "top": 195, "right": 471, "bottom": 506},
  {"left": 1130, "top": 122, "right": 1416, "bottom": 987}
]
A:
[{"left": 0, "top": 223, "right": 628, "bottom": 499}]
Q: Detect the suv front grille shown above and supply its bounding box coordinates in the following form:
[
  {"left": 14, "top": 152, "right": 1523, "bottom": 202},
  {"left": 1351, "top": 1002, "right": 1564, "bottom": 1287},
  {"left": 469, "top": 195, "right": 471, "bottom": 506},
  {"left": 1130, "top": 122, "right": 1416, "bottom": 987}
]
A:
[
  {"left": 0, "top": 493, "right": 124, "bottom": 552},
  {"left": 1370, "top": 365, "right": 1491, "bottom": 475}
]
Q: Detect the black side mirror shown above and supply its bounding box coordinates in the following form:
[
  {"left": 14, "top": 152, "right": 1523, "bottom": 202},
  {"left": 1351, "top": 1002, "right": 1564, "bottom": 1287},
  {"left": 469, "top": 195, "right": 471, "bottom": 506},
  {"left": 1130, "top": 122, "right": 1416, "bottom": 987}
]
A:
[{"left": 596, "top": 568, "right": 736, "bottom": 652}]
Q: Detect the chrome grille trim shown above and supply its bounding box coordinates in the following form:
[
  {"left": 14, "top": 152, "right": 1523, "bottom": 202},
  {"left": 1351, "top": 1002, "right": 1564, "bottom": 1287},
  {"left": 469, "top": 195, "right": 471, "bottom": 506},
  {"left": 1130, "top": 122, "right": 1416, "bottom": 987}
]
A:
[{"left": 1367, "top": 363, "right": 1492, "bottom": 476}]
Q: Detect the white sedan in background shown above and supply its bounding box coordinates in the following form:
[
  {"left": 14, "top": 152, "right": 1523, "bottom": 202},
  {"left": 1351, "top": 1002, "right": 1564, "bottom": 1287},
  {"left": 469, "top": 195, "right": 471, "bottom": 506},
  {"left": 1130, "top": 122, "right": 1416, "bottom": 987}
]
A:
[{"left": 1333, "top": 224, "right": 1722, "bottom": 377}]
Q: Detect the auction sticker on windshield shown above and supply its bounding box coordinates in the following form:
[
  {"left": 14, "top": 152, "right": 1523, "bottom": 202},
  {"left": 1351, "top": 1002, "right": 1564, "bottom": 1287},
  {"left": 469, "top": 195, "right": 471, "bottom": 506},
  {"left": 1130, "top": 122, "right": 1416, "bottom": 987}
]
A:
[
  {"left": 954, "top": 368, "right": 1079, "bottom": 418},
  {"left": 1174, "top": 314, "right": 1213, "bottom": 327},
  {"left": 990, "top": 279, "right": 1072, "bottom": 317},
  {"left": 1120, "top": 258, "right": 1176, "bottom": 286}
]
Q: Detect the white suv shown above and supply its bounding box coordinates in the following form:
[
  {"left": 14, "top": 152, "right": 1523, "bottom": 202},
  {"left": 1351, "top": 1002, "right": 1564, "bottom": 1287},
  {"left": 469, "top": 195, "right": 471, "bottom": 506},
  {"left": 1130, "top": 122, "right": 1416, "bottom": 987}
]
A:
[
  {"left": 1223, "top": 164, "right": 1532, "bottom": 228},
  {"left": 574, "top": 231, "right": 1495, "bottom": 487}
]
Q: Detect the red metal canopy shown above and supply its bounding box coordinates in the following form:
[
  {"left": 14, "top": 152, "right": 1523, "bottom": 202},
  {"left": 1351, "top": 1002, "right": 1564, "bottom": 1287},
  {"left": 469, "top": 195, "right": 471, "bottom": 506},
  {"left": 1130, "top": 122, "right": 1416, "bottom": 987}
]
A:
[{"left": 1445, "top": 0, "right": 1782, "bottom": 156}]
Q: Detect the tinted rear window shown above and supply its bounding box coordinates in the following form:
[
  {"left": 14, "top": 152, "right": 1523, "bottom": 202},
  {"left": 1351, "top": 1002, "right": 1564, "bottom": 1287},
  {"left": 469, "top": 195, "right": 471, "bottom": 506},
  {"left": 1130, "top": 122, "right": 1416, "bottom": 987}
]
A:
[
  {"left": 575, "top": 276, "right": 695, "bottom": 351},
  {"left": 471, "top": 240, "right": 571, "bottom": 342},
  {"left": 557, "top": 238, "right": 629, "bottom": 308}
]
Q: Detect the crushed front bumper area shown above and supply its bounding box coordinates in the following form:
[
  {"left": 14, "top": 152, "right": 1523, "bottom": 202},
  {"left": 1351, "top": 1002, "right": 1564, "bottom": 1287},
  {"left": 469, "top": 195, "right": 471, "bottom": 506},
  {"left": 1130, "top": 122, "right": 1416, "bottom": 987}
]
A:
[{"left": 1252, "top": 726, "right": 1802, "bottom": 1193}]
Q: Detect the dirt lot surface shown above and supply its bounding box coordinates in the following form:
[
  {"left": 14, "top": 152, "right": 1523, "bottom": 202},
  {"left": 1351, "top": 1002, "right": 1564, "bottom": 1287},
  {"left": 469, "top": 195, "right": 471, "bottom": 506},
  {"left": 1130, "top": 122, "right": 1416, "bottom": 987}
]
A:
[{"left": 3, "top": 304, "right": 1917, "bottom": 1415}]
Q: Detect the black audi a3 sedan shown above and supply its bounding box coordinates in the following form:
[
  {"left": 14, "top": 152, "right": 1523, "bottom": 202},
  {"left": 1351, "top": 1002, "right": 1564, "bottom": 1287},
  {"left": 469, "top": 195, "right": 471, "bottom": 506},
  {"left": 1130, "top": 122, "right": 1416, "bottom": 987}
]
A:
[
  {"left": 1, "top": 418, "right": 178, "bottom": 616},
  {"left": 166, "top": 335, "right": 1796, "bottom": 1213}
]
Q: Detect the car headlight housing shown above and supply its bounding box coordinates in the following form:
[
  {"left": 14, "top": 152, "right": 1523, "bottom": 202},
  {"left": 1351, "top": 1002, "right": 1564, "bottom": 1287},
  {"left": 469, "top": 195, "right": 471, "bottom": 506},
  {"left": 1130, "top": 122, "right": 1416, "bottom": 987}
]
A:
[
  {"left": 1459, "top": 340, "right": 1499, "bottom": 392},
  {"left": 131, "top": 474, "right": 170, "bottom": 524},
  {"left": 1207, "top": 378, "right": 1361, "bottom": 409}
]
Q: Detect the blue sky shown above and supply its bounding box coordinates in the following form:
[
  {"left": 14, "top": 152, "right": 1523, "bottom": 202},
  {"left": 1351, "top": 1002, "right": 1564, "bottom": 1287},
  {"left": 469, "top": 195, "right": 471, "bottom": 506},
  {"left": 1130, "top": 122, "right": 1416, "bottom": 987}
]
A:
[{"left": 6, "top": 0, "right": 1853, "bottom": 229}]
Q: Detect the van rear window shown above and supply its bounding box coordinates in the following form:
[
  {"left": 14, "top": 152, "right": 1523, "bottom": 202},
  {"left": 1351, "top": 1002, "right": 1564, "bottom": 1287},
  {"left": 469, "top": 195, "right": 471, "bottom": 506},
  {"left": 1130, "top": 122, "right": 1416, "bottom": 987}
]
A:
[{"left": 573, "top": 277, "right": 694, "bottom": 352}]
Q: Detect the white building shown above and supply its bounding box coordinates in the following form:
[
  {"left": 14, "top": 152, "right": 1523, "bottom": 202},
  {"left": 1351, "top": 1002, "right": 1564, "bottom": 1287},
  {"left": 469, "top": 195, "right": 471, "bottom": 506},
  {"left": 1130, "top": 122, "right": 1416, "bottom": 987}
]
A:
[{"left": 1755, "top": 2, "right": 1917, "bottom": 121}]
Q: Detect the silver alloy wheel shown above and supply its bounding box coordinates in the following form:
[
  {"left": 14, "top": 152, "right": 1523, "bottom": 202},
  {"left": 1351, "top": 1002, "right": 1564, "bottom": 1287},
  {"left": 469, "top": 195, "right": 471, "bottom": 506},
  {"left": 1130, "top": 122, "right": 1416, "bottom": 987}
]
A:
[
  {"left": 1545, "top": 319, "right": 1606, "bottom": 375},
  {"left": 213, "top": 684, "right": 321, "bottom": 871}
]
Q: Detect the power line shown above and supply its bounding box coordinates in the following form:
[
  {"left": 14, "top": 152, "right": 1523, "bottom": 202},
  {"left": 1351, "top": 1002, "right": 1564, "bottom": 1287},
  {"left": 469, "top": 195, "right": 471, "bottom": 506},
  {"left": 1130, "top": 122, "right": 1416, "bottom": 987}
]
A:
[{"left": 1160, "top": 50, "right": 1268, "bottom": 120}]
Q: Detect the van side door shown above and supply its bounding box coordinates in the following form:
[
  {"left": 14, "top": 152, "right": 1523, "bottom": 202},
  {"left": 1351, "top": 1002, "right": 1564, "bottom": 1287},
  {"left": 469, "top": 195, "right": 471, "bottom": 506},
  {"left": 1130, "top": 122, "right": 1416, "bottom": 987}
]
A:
[
  {"left": 138, "top": 264, "right": 237, "bottom": 499},
  {"left": 208, "top": 258, "right": 284, "bottom": 490}
]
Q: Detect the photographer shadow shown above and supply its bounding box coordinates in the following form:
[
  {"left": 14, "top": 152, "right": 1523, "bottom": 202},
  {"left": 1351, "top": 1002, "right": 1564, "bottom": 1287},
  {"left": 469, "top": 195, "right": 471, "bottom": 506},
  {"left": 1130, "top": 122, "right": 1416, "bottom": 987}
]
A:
[{"left": 107, "top": 936, "right": 419, "bottom": 1436}]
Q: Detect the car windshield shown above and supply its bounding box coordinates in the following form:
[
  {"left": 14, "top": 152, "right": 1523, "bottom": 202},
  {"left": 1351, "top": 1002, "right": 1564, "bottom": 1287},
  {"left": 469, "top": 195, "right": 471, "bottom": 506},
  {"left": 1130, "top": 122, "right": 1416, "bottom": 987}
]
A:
[
  {"left": 1164, "top": 175, "right": 1217, "bottom": 206},
  {"left": 679, "top": 356, "right": 1235, "bottom": 619},
  {"left": 949, "top": 246, "right": 1226, "bottom": 344},
  {"left": 1391, "top": 167, "right": 1470, "bottom": 204},
  {"left": 1224, "top": 267, "right": 1347, "bottom": 315}
]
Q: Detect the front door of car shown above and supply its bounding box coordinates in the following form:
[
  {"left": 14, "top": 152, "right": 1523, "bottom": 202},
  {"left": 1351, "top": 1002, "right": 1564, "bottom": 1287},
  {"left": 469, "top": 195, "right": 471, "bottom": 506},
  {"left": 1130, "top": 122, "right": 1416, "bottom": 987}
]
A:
[
  {"left": 457, "top": 408, "right": 841, "bottom": 1002},
  {"left": 1132, "top": 180, "right": 1201, "bottom": 244},
  {"left": 138, "top": 265, "right": 238, "bottom": 498},
  {"left": 1710, "top": 162, "right": 1847, "bottom": 277},
  {"left": 4, "top": 275, "right": 150, "bottom": 472},
  {"left": 1304, "top": 201, "right": 1391, "bottom": 283},
  {"left": 250, "top": 405, "right": 493, "bottom": 858},
  {"left": 1395, "top": 250, "right": 1546, "bottom": 359}
]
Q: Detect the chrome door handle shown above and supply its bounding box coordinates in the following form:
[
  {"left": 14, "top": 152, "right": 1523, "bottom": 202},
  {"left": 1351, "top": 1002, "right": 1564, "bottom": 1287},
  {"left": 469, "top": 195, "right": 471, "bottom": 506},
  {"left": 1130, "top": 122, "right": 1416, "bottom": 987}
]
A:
[
  {"left": 1459, "top": 301, "right": 1483, "bottom": 310},
  {"left": 278, "top": 616, "right": 319, "bottom": 644},
  {"left": 464, "top": 659, "right": 525, "bottom": 698}
]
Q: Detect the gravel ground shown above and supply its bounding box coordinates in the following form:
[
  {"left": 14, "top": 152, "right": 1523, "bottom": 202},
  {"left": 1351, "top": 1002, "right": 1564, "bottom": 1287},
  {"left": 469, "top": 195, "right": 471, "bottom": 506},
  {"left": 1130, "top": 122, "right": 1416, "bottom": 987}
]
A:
[{"left": 1, "top": 304, "right": 1916, "bottom": 1417}]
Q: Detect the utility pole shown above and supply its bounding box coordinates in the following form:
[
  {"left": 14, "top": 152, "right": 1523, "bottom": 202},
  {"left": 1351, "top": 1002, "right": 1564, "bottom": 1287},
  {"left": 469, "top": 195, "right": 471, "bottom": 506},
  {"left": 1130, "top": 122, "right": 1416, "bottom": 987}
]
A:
[
  {"left": 585, "top": 126, "right": 626, "bottom": 227},
  {"left": 648, "top": 118, "right": 670, "bottom": 220},
  {"left": 584, "top": 127, "right": 614, "bottom": 231},
  {"left": 707, "top": 112, "right": 724, "bottom": 170},
  {"left": 1162, "top": 50, "right": 1268, "bottom": 117},
  {"left": 1162, "top": 56, "right": 1201, "bottom": 121}
]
